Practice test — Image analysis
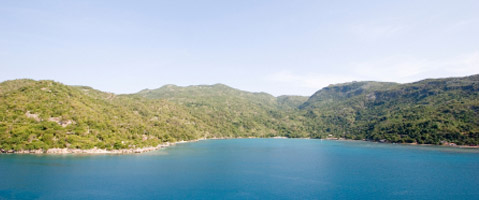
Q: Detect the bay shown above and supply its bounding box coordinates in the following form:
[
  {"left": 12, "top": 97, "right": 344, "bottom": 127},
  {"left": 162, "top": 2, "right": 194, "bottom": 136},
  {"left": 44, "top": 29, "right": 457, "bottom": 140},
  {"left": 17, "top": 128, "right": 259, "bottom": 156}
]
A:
[{"left": 1, "top": 139, "right": 478, "bottom": 199}]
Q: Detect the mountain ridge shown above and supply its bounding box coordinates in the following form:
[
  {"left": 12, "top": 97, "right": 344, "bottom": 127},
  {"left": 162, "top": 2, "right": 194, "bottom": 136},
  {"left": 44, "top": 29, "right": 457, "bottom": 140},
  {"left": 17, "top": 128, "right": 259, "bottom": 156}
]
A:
[{"left": 1, "top": 74, "right": 478, "bottom": 152}]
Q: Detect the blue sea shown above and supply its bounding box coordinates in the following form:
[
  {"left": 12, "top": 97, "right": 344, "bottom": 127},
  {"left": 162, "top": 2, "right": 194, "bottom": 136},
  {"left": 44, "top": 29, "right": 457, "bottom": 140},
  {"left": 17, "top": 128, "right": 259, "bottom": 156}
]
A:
[{"left": 1, "top": 139, "right": 478, "bottom": 199}]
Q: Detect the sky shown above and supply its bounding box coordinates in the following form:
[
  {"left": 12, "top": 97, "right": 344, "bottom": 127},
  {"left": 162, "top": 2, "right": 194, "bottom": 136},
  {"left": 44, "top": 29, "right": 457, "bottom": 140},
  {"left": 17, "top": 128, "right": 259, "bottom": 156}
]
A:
[{"left": 1, "top": 0, "right": 479, "bottom": 96}]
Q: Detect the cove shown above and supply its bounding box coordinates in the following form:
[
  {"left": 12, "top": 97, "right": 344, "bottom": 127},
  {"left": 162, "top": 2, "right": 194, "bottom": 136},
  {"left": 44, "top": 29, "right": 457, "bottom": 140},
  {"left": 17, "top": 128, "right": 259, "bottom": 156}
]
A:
[{"left": 1, "top": 139, "right": 478, "bottom": 199}]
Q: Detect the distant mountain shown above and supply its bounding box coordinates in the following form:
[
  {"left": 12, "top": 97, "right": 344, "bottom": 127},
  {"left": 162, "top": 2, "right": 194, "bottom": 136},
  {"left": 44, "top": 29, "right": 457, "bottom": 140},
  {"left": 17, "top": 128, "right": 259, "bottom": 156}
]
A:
[
  {"left": 133, "top": 84, "right": 308, "bottom": 138},
  {"left": 1, "top": 74, "right": 478, "bottom": 152},
  {"left": 277, "top": 95, "right": 309, "bottom": 110}
]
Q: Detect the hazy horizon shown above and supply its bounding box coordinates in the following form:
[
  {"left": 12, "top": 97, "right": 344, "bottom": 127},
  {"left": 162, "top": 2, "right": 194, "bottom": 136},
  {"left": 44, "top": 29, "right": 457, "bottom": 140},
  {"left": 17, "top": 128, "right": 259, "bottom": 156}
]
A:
[{"left": 2, "top": 0, "right": 479, "bottom": 96}]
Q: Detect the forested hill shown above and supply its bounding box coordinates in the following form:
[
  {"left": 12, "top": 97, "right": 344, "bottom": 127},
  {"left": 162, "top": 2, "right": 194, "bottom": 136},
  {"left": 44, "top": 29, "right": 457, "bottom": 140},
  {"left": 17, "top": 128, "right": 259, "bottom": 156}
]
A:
[
  {"left": 0, "top": 80, "right": 308, "bottom": 151},
  {"left": 1, "top": 74, "right": 478, "bottom": 152},
  {"left": 0, "top": 79, "right": 210, "bottom": 151},
  {"left": 133, "top": 84, "right": 309, "bottom": 138},
  {"left": 300, "top": 74, "right": 479, "bottom": 145}
]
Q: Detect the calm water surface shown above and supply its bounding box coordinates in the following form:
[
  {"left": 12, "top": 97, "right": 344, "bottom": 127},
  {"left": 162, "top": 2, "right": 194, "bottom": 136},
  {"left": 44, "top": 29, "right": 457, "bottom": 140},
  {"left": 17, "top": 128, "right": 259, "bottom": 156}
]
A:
[{"left": 1, "top": 139, "right": 478, "bottom": 199}]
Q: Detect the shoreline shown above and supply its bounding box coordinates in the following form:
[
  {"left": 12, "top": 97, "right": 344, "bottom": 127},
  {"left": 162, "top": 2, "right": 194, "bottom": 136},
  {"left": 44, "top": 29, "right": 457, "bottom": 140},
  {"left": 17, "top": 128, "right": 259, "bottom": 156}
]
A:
[
  {"left": 319, "top": 137, "right": 479, "bottom": 149},
  {"left": 2, "top": 137, "right": 478, "bottom": 155},
  {"left": 0, "top": 139, "right": 203, "bottom": 155}
]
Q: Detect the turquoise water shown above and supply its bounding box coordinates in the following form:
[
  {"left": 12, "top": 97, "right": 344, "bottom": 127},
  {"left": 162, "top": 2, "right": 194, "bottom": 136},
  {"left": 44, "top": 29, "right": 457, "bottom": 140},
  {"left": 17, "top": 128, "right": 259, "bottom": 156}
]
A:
[{"left": 1, "top": 139, "right": 478, "bottom": 199}]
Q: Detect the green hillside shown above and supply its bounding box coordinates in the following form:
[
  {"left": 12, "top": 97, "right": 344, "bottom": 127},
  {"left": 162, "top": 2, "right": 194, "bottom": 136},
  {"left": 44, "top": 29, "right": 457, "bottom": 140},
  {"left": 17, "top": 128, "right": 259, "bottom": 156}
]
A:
[
  {"left": 277, "top": 95, "right": 309, "bottom": 110},
  {"left": 0, "top": 80, "right": 207, "bottom": 151},
  {"left": 1, "top": 74, "right": 478, "bottom": 152},
  {"left": 134, "top": 84, "right": 308, "bottom": 138},
  {"left": 300, "top": 75, "right": 479, "bottom": 145}
]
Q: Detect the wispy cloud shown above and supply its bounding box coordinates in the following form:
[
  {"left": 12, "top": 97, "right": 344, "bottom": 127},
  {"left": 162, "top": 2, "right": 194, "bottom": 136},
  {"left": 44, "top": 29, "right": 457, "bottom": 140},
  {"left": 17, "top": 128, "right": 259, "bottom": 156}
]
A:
[
  {"left": 446, "top": 18, "right": 479, "bottom": 32},
  {"left": 350, "top": 21, "right": 408, "bottom": 40},
  {"left": 266, "top": 52, "right": 479, "bottom": 94},
  {"left": 350, "top": 51, "right": 479, "bottom": 83}
]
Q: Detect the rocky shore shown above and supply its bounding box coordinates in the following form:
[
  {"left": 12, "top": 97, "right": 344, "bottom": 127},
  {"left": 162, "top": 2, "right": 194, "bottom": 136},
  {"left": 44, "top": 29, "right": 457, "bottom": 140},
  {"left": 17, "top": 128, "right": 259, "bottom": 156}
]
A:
[
  {"left": 3, "top": 137, "right": 476, "bottom": 155},
  {"left": 0, "top": 140, "right": 200, "bottom": 155}
]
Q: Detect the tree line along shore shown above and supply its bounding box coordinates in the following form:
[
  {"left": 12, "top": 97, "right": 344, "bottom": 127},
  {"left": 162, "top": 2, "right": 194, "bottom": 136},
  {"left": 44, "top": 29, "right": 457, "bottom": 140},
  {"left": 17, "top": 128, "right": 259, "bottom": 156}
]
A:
[{"left": 1, "top": 74, "right": 478, "bottom": 153}]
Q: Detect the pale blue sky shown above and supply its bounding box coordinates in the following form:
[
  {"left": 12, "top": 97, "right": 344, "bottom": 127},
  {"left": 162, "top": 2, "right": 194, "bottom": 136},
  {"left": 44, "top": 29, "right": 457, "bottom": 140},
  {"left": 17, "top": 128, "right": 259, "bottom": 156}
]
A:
[{"left": 1, "top": 0, "right": 479, "bottom": 96}]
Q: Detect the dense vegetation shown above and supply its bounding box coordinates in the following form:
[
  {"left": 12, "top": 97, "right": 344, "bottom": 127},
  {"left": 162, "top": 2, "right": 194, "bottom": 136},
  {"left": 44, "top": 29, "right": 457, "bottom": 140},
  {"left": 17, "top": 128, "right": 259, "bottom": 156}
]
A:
[
  {"left": 301, "top": 75, "right": 479, "bottom": 145},
  {"left": 0, "top": 80, "right": 208, "bottom": 151},
  {"left": 134, "top": 84, "right": 308, "bottom": 138},
  {"left": 1, "top": 74, "right": 478, "bottom": 151}
]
